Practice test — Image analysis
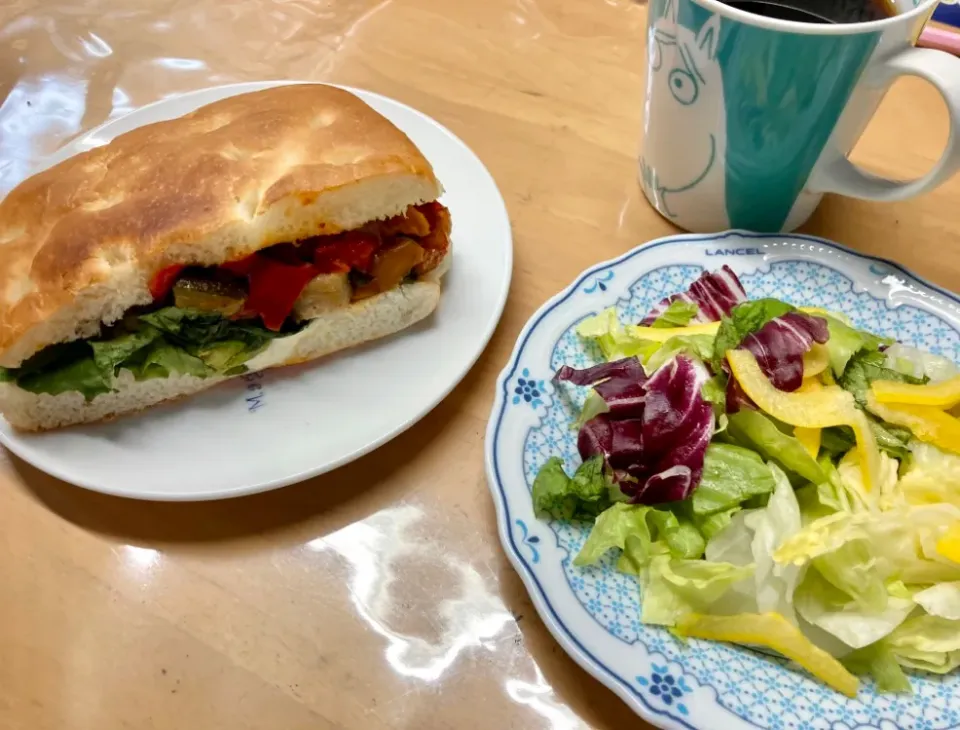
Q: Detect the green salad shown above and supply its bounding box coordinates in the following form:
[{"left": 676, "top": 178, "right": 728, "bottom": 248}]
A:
[{"left": 532, "top": 266, "right": 960, "bottom": 696}]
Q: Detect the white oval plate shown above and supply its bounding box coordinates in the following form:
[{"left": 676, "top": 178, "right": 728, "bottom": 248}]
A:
[
  {"left": 485, "top": 232, "right": 960, "bottom": 730},
  {"left": 0, "top": 81, "right": 512, "bottom": 500}
]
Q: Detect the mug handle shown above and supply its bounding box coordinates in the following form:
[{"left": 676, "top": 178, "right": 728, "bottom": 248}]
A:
[{"left": 808, "top": 47, "right": 960, "bottom": 201}]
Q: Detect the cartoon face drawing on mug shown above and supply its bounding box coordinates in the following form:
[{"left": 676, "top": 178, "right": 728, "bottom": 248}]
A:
[{"left": 641, "top": 1, "right": 729, "bottom": 232}]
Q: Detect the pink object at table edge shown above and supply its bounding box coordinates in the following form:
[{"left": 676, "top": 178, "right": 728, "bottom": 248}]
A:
[{"left": 919, "top": 25, "right": 960, "bottom": 54}]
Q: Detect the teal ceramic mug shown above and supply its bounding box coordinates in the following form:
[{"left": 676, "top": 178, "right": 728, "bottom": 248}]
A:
[{"left": 639, "top": 0, "right": 960, "bottom": 232}]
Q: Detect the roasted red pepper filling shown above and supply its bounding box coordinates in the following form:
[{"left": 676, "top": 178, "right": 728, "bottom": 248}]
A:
[{"left": 148, "top": 202, "right": 450, "bottom": 331}]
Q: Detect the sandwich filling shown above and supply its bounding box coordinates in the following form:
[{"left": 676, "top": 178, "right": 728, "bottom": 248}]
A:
[{"left": 0, "top": 202, "right": 451, "bottom": 401}]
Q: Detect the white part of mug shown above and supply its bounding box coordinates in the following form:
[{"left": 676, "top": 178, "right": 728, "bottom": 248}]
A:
[{"left": 808, "top": 47, "right": 960, "bottom": 201}]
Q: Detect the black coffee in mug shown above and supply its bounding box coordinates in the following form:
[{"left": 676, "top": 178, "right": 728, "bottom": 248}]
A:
[{"left": 721, "top": 0, "right": 895, "bottom": 23}]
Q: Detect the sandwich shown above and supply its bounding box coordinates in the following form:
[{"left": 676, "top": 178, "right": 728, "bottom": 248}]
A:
[{"left": 0, "top": 84, "right": 452, "bottom": 430}]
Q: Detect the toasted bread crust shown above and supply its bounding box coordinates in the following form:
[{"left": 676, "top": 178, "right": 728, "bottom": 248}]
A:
[
  {"left": 0, "top": 84, "right": 440, "bottom": 368},
  {"left": 0, "top": 278, "right": 443, "bottom": 431}
]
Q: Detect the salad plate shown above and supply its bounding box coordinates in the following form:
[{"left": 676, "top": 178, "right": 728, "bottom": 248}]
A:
[
  {"left": 485, "top": 231, "right": 960, "bottom": 730},
  {"left": 0, "top": 82, "right": 512, "bottom": 500}
]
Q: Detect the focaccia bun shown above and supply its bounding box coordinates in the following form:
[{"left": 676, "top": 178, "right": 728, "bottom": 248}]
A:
[
  {"left": 0, "top": 83, "right": 441, "bottom": 369},
  {"left": 0, "top": 276, "right": 443, "bottom": 431}
]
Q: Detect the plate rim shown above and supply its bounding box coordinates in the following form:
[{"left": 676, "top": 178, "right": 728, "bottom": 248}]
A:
[
  {"left": 0, "top": 80, "right": 513, "bottom": 501},
  {"left": 484, "top": 229, "right": 960, "bottom": 730}
]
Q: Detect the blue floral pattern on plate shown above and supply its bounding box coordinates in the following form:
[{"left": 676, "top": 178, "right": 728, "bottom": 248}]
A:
[
  {"left": 639, "top": 664, "right": 694, "bottom": 716},
  {"left": 514, "top": 519, "right": 541, "bottom": 564},
  {"left": 584, "top": 270, "right": 615, "bottom": 294},
  {"left": 485, "top": 232, "right": 960, "bottom": 730},
  {"left": 512, "top": 368, "right": 546, "bottom": 408}
]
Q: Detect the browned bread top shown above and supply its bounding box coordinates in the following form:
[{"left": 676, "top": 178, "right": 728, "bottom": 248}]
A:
[{"left": 0, "top": 84, "right": 440, "bottom": 367}]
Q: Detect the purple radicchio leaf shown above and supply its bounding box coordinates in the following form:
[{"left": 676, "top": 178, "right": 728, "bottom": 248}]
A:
[
  {"left": 578, "top": 414, "right": 612, "bottom": 463},
  {"left": 577, "top": 416, "right": 648, "bottom": 472},
  {"left": 574, "top": 355, "right": 714, "bottom": 506},
  {"left": 631, "top": 356, "right": 714, "bottom": 503},
  {"left": 640, "top": 265, "right": 747, "bottom": 325},
  {"left": 555, "top": 358, "right": 644, "bottom": 386},
  {"left": 739, "top": 311, "right": 829, "bottom": 392},
  {"left": 557, "top": 357, "right": 647, "bottom": 419}
]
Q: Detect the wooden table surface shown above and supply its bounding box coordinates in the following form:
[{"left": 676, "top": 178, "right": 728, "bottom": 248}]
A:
[{"left": 1, "top": 1, "right": 958, "bottom": 728}]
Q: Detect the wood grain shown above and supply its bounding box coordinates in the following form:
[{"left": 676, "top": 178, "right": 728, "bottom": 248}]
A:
[{"left": 1, "top": 1, "right": 958, "bottom": 728}]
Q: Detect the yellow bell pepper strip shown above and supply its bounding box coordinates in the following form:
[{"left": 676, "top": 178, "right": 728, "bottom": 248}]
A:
[
  {"left": 674, "top": 612, "right": 860, "bottom": 698},
  {"left": 728, "top": 350, "right": 855, "bottom": 425},
  {"left": 871, "top": 375, "right": 960, "bottom": 410},
  {"left": 727, "top": 349, "right": 881, "bottom": 492},
  {"left": 802, "top": 344, "right": 831, "bottom": 379},
  {"left": 937, "top": 523, "right": 960, "bottom": 564},
  {"left": 867, "top": 394, "right": 960, "bottom": 456},
  {"left": 624, "top": 321, "right": 721, "bottom": 342},
  {"left": 795, "top": 427, "right": 822, "bottom": 460}
]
